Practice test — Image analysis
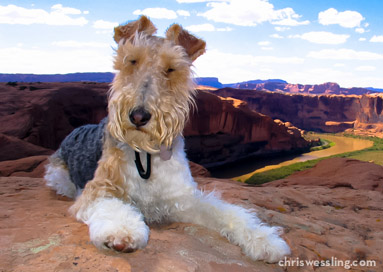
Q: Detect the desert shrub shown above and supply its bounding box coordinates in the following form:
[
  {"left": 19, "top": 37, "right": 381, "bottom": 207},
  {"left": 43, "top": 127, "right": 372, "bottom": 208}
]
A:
[{"left": 6, "top": 81, "right": 18, "bottom": 87}]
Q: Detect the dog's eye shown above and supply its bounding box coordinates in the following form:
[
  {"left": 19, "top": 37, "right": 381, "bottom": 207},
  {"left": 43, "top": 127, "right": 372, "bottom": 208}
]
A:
[
  {"left": 130, "top": 60, "right": 137, "bottom": 65},
  {"left": 167, "top": 68, "right": 175, "bottom": 74}
]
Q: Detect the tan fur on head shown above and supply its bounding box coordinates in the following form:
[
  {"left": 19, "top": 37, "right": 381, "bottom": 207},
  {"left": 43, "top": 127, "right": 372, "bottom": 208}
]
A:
[
  {"left": 108, "top": 17, "right": 206, "bottom": 153},
  {"left": 114, "top": 15, "right": 157, "bottom": 43}
]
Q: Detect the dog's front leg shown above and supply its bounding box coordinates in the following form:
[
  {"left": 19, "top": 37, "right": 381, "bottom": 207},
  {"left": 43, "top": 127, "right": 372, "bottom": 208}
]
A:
[
  {"left": 69, "top": 141, "right": 149, "bottom": 253},
  {"left": 175, "top": 190, "right": 290, "bottom": 263}
]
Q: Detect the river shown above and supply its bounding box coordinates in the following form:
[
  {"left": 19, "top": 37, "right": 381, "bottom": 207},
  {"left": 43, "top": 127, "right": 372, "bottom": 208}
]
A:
[{"left": 210, "top": 134, "right": 373, "bottom": 181}]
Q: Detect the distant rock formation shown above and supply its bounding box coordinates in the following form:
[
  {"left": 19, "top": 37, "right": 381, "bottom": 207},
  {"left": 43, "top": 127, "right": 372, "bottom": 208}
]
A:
[
  {"left": 0, "top": 82, "right": 311, "bottom": 168},
  {"left": 213, "top": 88, "right": 383, "bottom": 134},
  {"left": 184, "top": 91, "right": 311, "bottom": 167},
  {"left": 239, "top": 81, "right": 376, "bottom": 95}
]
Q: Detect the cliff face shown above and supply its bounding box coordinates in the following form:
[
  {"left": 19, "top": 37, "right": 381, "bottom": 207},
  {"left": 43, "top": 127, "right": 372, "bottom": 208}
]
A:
[
  {"left": 184, "top": 91, "right": 310, "bottom": 167},
  {"left": 0, "top": 83, "right": 310, "bottom": 167},
  {"left": 213, "top": 88, "right": 361, "bottom": 133},
  {"left": 233, "top": 81, "right": 375, "bottom": 95}
]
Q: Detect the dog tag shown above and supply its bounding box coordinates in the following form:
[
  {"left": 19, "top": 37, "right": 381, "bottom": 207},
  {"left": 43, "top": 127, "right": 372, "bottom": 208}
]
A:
[{"left": 160, "top": 145, "right": 172, "bottom": 161}]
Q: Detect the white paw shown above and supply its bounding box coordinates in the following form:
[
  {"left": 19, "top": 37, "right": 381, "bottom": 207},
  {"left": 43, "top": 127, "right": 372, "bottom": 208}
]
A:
[
  {"left": 241, "top": 226, "right": 291, "bottom": 263},
  {"left": 83, "top": 198, "right": 150, "bottom": 252}
]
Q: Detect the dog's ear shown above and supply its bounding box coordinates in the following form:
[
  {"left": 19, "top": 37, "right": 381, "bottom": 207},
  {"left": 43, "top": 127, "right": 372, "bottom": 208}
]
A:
[
  {"left": 166, "top": 24, "right": 206, "bottom": 62},
  {"left": 114, "top": 16, "right": 157, "bottom": 43}
]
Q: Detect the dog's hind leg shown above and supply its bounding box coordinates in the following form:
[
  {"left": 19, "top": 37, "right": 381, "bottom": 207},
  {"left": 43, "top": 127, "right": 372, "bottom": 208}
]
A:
[
  {"left": 44, "top": 152, "right": 77, "bottom": 198},
  {"left": 173, "top": 190, "right": 291, "bottom": 263}
]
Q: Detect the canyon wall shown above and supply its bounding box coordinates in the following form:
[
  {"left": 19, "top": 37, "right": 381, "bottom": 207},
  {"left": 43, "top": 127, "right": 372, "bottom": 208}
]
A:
[
  {"left": 213, "top": 88, "right": 383, "bottom": 134},
  {"left": 233, "top": 81, "right": 375, "bottom": 95},
  {"left": 0, "top": 83, "right": 310, "bottom": 167}
]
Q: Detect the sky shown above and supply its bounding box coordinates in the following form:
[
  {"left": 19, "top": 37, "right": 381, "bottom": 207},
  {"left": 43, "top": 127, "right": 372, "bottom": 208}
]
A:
[{"left": 0, "top": 0, "right": 382, "bottom": 88}]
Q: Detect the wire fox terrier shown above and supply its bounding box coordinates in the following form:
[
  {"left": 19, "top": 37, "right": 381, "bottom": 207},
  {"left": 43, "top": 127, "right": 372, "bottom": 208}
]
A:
[{"left": 44, "top": 16, "right": 290, "bottom": 262}]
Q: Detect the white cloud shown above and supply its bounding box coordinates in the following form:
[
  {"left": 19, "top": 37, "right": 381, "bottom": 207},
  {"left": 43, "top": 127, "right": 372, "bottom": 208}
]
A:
[
  {"left": 93, "top": 20, "right": 118, "bottom": 30},
  {"left": 355, "top": 28, "right": 365, "bottom": 34},
  {"left": 261, "top": 47, "right": 273, "bottom": 51},
  {"left": 52, "top": 41, "right": 111, "bottom": 48},
  {"left": 270, "top": 33, "right": 283, "bottom": 39},
  {"left": 370, "top": 35, "right": 383, "bottom": 43},
  {"left": 359, "top": 37, "right": 366, "bottom": 42},
  {"left": 0, "top": 4, "right": 88, "bottom": 26},
  {"left": 308, "top": 48, "right": 383, "bottom": 60},
  {"left": 198, "top": 0, "right": 308, "bottom": 27},
  {"left": 193, "top": 49, "right": 304, "bottom": 82},
  {"left": 177, "top": 0, "right": 222, "bottom": 2},
  {"left": 133, "top": 8, "right": 177, "bottom": 19},
  {"left": 355, "top": 66, "right": 376, "bottom": 72},
  {"left": 0, "top": 47, "right": 113, "bottom": 74},
  {"left": 318, "top": 8, "right": 364, "bottom": 28},
  {"left": 177, "top": 10, "right": 191, "bottom": 17},
  {"left": 292, "top": 31, "right": 349, "bottom": 44},
  {"left": 258, "top": 41, "right": 271, "bottom": 46},
  {"left": 186, "top": 23, "right": 232, "bottom": 32},
  {"left": 271, "top": 7, "right": 309, "bottom": 26},
  {"left": 333, "top": 63, "right": 345, "bottom": 67},
  {"left": 274, "top": 26, "right": 290, "bottom": 32}
]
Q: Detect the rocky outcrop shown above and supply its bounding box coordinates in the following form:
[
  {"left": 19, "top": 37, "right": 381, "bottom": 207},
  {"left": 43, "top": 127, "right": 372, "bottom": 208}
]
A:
[
  {"left": 213, "top": 88, "right": 359, "bottom": 133},
  {"left": 234, "top": 81, "right": 375, "bottom": 95},
  {"left": 213, "top": 88, "right": 383, "bottom": 134},
  {"left": 184, "top": 91, "right": 311, "bottom": 167},
  {"left": 1, "top": 157, "right": 382, "bottom": 271},
  {"left": 353, "top": 94, "right": 383, "bottom": 137},
  {"left": 0, "top": 83, "right": 311, "bottom": 168},
  {"left": 265, "top": 157, "right": 383, "bottom": 192}
]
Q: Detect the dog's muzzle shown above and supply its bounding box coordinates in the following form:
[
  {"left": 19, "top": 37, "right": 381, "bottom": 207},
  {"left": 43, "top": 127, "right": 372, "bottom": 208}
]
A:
[{"left": 129, "top": 107, "right": 152, "bottom": 127}]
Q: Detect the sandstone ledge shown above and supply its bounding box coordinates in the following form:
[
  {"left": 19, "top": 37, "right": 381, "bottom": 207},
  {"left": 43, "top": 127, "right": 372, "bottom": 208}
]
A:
[{"left": 1, "top": 158, "right": 382, "bottom": 272}]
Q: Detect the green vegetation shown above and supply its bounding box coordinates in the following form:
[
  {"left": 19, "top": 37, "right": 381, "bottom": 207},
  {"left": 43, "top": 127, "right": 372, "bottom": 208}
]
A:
[
  {"left": 309, "top": 138, "right": 335, "bottom": 151},
  {"left": 245, "top": 133, "right": 383, "bottom": 185}
]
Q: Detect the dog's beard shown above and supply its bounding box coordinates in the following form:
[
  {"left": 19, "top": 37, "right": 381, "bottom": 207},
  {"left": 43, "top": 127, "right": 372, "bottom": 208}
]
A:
[{"left": 107, "top": 112, "right": 185, "bottom": 153}]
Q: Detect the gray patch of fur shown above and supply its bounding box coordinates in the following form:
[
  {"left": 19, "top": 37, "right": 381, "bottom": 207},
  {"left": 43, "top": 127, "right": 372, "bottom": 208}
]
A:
[{"left": 58, "top": 118, "right": 107, "bottom": 189}]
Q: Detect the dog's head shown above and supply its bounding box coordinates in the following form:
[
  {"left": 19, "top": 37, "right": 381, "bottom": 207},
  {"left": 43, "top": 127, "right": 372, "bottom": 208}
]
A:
[{"left": 108, "top": 16, "right": 206, "bottom": 153}]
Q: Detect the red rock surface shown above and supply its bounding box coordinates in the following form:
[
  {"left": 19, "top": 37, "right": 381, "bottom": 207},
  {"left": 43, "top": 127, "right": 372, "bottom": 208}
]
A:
[
  {"left": 1, "top": 157, "right": 382, "bottom": 271},
  {"left": 265, "top": 157, "right": 383, "bottom": 192},
  {"left": 0, "top": 134, "right": 53, "bottom": 161}
]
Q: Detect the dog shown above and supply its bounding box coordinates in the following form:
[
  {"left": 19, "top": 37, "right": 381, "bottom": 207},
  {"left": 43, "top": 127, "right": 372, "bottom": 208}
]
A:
[{"left": 44, "top": 16, "right": 290, "bottom": 263}]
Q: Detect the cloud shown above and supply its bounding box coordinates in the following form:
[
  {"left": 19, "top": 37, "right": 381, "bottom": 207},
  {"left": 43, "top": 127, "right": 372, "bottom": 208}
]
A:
[
  {"left": 308, "top": 48, "right": 383, "bottom": 60},
  {"left": 271, "top": 7, "right": 309, "bottom": 26},
  {"left": 133, "top": 8, "right": 177, "bottom": 19},
  {"left": 355, "top": 66, "right": 376, "bottom": 72},
  {"left": 0, "top": 47, "right": 113, "bottom": 74},
  {"left": 355, "top": 28, "right": 365, "bottom": 34},
  {"left": 0, "top": 4, "right": 88, "bottom": 26},
  {"left": 52, "top": 41, "right": 111, "bottom": 48},
  {"left": 258, "top": 41, "right": 271, "bottom": 46},
  {"left": 318, "top": 8, "right": 364, "bottom": 28},
  {"left": 291, "top": 31, "right": 349, "bottom": 44},
  {"left": 270, "top": 34, "right": 283, "bottom": 39},
  {"left": 93, "top": 20, "right": 118, "bottom": 30},
  {"left": 198, "top": 0, "right": 308, "bottom": 27},
  {"left": 370, "top": 35, "right": 383, "bottom": 43},
  {"left": 177, "top": 10, "right": 191, "bottom": 17},
  {"left": 274, "top": 26, "right": 290, "bottom": 32},
  {"left": 193, "top": 48, "right": 304, "bottom": 83},
  {"left": 359, "top": 37, "right": 366, "bottom": 42},
  {"left": 186, "top": 23, "right": 232, "bottom": 32}
]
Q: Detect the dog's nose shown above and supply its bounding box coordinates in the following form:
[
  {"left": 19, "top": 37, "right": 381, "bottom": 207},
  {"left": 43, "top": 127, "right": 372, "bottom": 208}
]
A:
[{"left": 129, "top": 107, "right": 151, "bottom": 127}]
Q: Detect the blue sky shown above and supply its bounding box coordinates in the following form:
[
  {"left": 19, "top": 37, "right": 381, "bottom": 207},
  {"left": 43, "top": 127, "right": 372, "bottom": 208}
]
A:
[{"left": 1, "top": 0, "right": 382, "bottom": 88}]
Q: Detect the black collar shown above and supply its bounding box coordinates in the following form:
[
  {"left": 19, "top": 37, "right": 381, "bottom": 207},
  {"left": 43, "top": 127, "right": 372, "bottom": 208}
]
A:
[{"left": 134, "top": 151, "right": 151, "bottom": 179}]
